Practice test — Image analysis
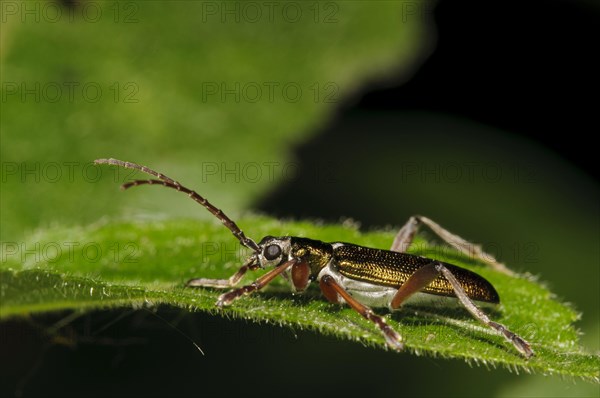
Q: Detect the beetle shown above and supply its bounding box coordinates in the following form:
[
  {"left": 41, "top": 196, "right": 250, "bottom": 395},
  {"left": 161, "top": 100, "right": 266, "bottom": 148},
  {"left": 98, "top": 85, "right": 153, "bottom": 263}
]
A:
[{"left": 95, "top": 158, "right": 533, "bottom": 358}]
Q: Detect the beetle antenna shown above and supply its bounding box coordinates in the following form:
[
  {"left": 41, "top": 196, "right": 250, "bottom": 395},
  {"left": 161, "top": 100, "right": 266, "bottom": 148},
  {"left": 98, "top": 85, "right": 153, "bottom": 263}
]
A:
[{"left": 94, "top": 158, "right": 260, "bottom": 252}]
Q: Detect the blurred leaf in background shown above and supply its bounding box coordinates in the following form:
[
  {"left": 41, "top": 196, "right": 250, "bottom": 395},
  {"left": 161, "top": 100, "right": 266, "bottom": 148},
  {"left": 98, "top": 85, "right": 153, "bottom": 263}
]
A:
[{"left": 1, "top": 0, "right": 428, "bottom": 241}]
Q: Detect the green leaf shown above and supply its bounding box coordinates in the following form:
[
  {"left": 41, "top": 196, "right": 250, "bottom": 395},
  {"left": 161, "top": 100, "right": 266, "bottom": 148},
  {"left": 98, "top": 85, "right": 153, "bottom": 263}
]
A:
[
  {"left": 1, "top": 218, "right": 598, "bottom": 382},
  {"left": 1, "top": 0, "right": 428, "bottom": 240}
]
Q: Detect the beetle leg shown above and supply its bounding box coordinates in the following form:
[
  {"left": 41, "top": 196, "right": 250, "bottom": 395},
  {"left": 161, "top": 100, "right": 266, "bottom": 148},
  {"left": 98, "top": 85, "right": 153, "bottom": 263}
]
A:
[
  {"left": 187, "top": 265, "right": 250, "bottom": 288},
  {"left": 291, "top": 261, "right": 311, "bottom": 292},
  {"left": 391, "top": 215, "right": 512, "bottom": 275},
  {"left": 436, "top": 263, "right": 533, "bottom": 358},
  {"left": 187, "top": 257, "right": 259, "bottom": 288},
  {"left": 390, "top": 261, "right": 533, "bottom": 358},
  {"left": 319, "top": 274, "right": 404, "bottom": 351},
  {"left": 216, "top": 259, "right": 297, "bottom": 307},
  {"left": 390, "top": 262, "right": 440, "bottom": 309},
  {"left": 390, "top": 216, "right": 420, "bottom": 253}
]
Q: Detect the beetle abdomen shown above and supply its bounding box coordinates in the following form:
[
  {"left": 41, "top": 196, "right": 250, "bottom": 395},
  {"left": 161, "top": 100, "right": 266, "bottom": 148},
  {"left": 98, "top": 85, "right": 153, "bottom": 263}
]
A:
[{"left": 332, "top": 243, "right": 500, "bottom": 304}]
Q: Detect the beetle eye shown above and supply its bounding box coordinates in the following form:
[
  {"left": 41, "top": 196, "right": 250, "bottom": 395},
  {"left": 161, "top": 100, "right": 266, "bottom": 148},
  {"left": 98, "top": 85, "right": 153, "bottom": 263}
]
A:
[{"left": 264, "top": 244, "right": 282, "bottom": 261}]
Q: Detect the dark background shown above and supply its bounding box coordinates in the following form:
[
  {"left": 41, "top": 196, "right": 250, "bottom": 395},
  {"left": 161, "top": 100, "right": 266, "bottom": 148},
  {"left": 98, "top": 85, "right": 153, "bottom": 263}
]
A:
[
  {"left": 358, "top": 1, "right": 598, "bottom": 178},
  {"left": 2, "top": 1, "right": 598, "bottom": 397},
  {"left": 262, "top": 0, "right": 598, "bottom": 218}
]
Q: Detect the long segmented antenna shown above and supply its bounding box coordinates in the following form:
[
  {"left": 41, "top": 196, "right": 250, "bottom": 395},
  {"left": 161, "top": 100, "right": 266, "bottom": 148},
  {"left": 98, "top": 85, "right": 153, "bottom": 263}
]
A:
[{"left": 94, "top": 158, "right": 260, "bottom": 252}]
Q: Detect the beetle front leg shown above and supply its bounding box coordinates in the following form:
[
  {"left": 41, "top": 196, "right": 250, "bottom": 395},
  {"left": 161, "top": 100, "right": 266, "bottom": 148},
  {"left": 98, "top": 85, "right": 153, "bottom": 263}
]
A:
[
  {"left": 187, "top": 264, "right": 252, "bottom": 289},
  {"left": 319, "top": 274, "right": 404, "bottom": 351},
  {"left": 391, "top": 215, "right": 513, "bottom": 275},
  {"left": 216, "top": 260, "right": 297, "bottom": 307}
]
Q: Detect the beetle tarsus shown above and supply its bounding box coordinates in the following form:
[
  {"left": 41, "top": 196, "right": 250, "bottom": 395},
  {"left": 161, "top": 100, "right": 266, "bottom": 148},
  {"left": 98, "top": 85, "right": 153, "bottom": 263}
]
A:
[
  {"left": 382, "top": 324, "right": 404, "bottom": 351},
  {"left": 490, "top": 321, "right": 534, "bottom": 359},
  {"left": 216, "top": 293, "right": 233, "bottom": 308}
]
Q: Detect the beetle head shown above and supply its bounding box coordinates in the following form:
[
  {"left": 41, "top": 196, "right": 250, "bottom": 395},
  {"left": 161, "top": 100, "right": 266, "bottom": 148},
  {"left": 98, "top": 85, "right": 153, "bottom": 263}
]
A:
[{"left": 246, "top": 236, "right": 292, "bottom": 269}]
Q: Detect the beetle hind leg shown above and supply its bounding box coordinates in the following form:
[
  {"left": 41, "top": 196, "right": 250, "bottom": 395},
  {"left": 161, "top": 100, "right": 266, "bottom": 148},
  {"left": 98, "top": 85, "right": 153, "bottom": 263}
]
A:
[
  {"left": 391, "top": 215, "right": 513, "bottom": 275},
  {"left": 390, "top": 262, "right": 534, "bottom": 358},
  {"left": 436, "top": 264, "right": 533, "bottom": 358}
]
